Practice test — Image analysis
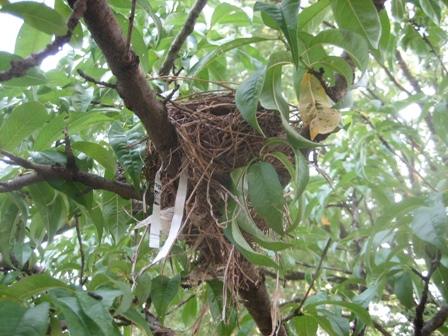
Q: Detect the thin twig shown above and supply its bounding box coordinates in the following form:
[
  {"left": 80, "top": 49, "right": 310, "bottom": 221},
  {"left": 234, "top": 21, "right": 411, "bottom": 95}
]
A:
[
  {"left": 125, "top": 0, "right": 138, "bottom": 57},
  {"left": 0, "top": 0, "right": 87, "bottom": 82},
  {"left": 74, "top": 214, "right": 86, "bottom": 286},
  {"left": 0, "top": 150, "right": 143, "bottom": 200},
  {"left": 372, "top": 54, "right": 412, "bottom": 95},
  {"left": 165, "top": 295, "right": 196, "bottom": 315},
  {"left": 282, "top": 238, "right": 332, "bottom": 323},
  {"left": 159, "top": 0, "right": 208, "bottom": 76},
  {"left": 410, "top": 21, "right": 448, "bottom": 76},
  {"left": 77, "top": 69, "right": 117, "bottom": 89}
]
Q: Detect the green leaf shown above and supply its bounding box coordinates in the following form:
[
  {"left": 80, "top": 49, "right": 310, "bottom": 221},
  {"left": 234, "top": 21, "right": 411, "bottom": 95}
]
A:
[
  {"left": 66, "top": 112, "right": 113, "bottom": 134},
  {"left": 280, "top": 113, "right": 321, "bottom": 149},
  {"left": 222, "top": 212, "right": 279, "bottom": 269},
  {"left": 151, "top": 274, "right": 181, "bottom": 324},
  {"left": 325, "top": 311, "right": 349, "bottom": 336},
  {"left": 0, "top": 1, "right": 67, "bottom": 36},
  {"left": 247, "top": 162, "right": 284, "bottom": 234},
  {"left": 0, "top": 301, "right": 50, "bottom": 336},
  {"left": 374, "top": 197, "right": 427, "bottom": 231},
  {"left": 121, "top": 308, "right": 153, "bottom": 336},
  {"left": 433, "top": 102, "right": 448, "bottom": 148},
  {"left": 26, "top": 182, "right": 62, "bottom": 243},
  {"left": 419, "top": 0, "right": 442, "bottom": 24},
  {"left": 292, "top": 314, "right": 319, "bottom": 335},
  {"left": 206, "top": 281, "right": 238, "bottom": 336},
  {"left": 13, "top": 242, "right": 32, "bottom": 269},
  {"left": 305, "top": 29, "right": 369, "bottom": 72},
  {"left": 229, "top": 169, "right": 293, "bottom": 250},
  {"left": 293, "top": 150, "right": 310, "bottom": 202},
  {"left": 0, "top": 101, "right": 48, "bottom": 151},
  {"left": 0, "top": 52, "right": 48, "bottom": 86},
  {"left": 47, "top": 179, "right": 93, "bottom": 210},
  {"left": 71, "top": 141, "right": 116, "bottom": 173},
  {"left": 410, "top": 201, "right": 447, "bottom": 252},
  {"left": 330, "top": 0, "right": 381, "bottom": 48},
  {"left": 187, "top": 37, "right": 275, "bottom": 79},
  {"left": 108, "top": 121, "right": 145, "bottom": 191},
  {"left": 14, "top": 22, "right": 52, "bottom": 58},
  {"left": 314, "top": 315, "right": 340, "bottom": 336},
  {"left": 353, "top": 284, "right": 379, "bottom": 309},
  {"left": 394, "top": 271, "right": 414, "bottom": 309},
  {"left": 52, "top": 296, "right": 105, "bottom": 336},
  {"left": 77, "top": 292, "right": 120, "bottom": 336},
  {"left": 306, "top": 300, "right": 372, "bottom": 325},
  {"left": 260, "top": 51, "right": 292, "bottom": 118},
  {"left": 298, "top": 0, "right": 331, "bottom": 33},
  {"left": 71, "top": 85, "right": 94, "bottom": 112},
  {"left": 211, "top": 3, "right": 249, "bottom": 27},
  {"left": 1, "top": 274, "right": 72, "bottom": 299},
  {"left": 181, "top": 297, "right": 197, "bottom": 327},
  {"left": 0, "top": 198, "right": 19, "bottom": 267},
  {"left": 33, "top": 113, "right": 66, "bottom": 151},
  {"left": 235, "top": 67, "right": 267, "bottom": 136},
  {"left": 391, "top": 0, "right": 404, "bottom": 21},
  {"left": 254, "top": 0, "right": 300, "bottom": 65}
]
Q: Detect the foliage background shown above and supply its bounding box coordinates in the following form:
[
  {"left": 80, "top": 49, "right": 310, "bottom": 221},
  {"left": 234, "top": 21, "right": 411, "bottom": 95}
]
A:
[{"left": 0, "top": 0, "right": 447, "bottom": 335}]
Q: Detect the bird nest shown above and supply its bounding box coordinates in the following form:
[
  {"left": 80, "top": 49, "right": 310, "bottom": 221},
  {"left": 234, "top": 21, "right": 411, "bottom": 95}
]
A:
[{"left": 144, "top": 92, "right": 291, "bottom": 288}]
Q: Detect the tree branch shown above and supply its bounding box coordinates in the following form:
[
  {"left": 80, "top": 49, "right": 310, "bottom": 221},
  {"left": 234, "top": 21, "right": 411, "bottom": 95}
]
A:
[
  {"left": 421, "top": 304, "right": 448, "bottom": 336},
  {"left": 1, "top": 150, "right": 143, "bottom": 200},
  {"left": 68, "top": 0, "right": 181, "bottom": 177},
  {"left": 414, "top": 249, "right": 442, "bottom": 336},
  {"left": 0, "top": 173, "right": 45, "bottom": 193},
  {"left": 283, "top": 239, "right": 332, "bottom": 323},
  {"left": 0, "top": 0, "right": 87, "bottom": 82},
  {"left": 239, "top": 266, "right": 288, "bottom": 336},
  {"left": 159, "top": 0, "right": 208, "bottom": 76}
]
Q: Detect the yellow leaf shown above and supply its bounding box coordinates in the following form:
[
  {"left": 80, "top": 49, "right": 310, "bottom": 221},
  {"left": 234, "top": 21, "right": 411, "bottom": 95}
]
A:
[
  {"left": 321, "top": 215, "right": 330, "bottom": 226},
  {"left": 299, "top": 73, "right": 332, "bottom": 125},
  {"left": 299, "top": 72, "right": 340, "bottom": 139},
  {"left": 309, "top": 108, "right": 340, "bottom": 140}
]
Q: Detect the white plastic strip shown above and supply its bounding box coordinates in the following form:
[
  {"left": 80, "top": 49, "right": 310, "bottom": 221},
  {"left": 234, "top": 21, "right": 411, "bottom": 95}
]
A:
[
  {"left": 151, "top": 169, "right": 188, "bottom": 265},
  {"left": 149, "top": 167, "right": 163, "bottom": 248}
]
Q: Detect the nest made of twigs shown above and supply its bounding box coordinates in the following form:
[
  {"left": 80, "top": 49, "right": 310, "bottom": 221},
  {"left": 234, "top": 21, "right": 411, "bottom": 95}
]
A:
[{"left": 144, "top": 91, "right": 290, "bottom": 288}]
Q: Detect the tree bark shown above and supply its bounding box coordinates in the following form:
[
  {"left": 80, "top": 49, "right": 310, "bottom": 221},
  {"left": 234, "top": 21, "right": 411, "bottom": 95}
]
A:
[
  {"left": 239, "top": 267, "right": 288, "bottom": 336},
  {"left": 68, "top": 0, "right": 181, "bottom": 177}
]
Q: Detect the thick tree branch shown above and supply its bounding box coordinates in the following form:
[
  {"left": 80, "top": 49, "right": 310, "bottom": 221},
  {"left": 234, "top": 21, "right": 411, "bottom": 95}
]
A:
[
  {"left": 0, "top": 173, "right": 45, "bottom": 193},
  {"left": 68, "top": 0, "right": 180, "bottom": 177},
  {"left": 0, "top": 0, "right": 86, "bottom": 82},
  {"left": 421, "top": 304, "right": 448, "bottom": 336},
  {"left": 159, "top": 0, "right": 208, "bottom": 76},
  {"left": 1, "top": 150, "right": 143, "bottom": 200},
  {"left": 239, "top": 266, "right": 288, "bottom": 336}
]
